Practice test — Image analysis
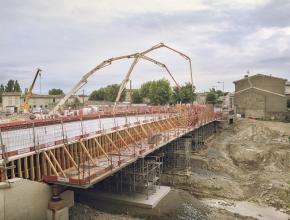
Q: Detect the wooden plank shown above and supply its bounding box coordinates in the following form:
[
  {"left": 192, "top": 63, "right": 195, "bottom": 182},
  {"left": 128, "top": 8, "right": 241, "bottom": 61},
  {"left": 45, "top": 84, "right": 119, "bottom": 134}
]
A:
[
  {"left": 42, "top": 152, "right": 47, "bottom": 176},
  {"left": 105, "top": 135, "right": 119, "bottom": 152},
  {"left": 94, "top": 138, "right": 110, "bottom": 161},
  {"left": 17, "top": 159, "right": 22, "bottom": 178},
  {"left": 48, "top": 151, "right": 67, "bottom": 177},
  {"left": 43, "top": 151, "right": 59, "bottom": 176},
  {"left": 140, "top": 124, "right": 148, "bottom": 136},
  {"left": 24, "top": 156, "right": 29, "bottom": 179},
  {"left": 79, "top": 140, "right": 96, "bottom": 166},
  {"left": 124, "top": 129, "right": 138, "bottom": 145},
  {"left": 132, "top": 127, "right": 143, "bottom": 139},
  {"left": 30, "top": 155, "right": 35, "bottom": 181},
  {"left": 116, "top": 131, "right": 128, "bottom": 148},
  {"left": 36, "top": 154, "right": 41, "bottom": 180},
  {"left": 63, "top": 144, "right": 78, "bottom": 169}
]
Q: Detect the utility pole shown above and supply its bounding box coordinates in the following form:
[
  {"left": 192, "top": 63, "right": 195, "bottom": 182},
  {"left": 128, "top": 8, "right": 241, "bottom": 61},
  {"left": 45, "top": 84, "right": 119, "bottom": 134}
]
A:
[{"left": 217, "top": 81, "right": 224, "bottom": 94}]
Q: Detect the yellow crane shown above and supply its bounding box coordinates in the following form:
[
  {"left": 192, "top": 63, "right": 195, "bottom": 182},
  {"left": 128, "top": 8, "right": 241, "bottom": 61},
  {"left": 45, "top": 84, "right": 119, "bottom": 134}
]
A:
[{"left": 19, "top": 68, "right": 42, "bottom": 113}]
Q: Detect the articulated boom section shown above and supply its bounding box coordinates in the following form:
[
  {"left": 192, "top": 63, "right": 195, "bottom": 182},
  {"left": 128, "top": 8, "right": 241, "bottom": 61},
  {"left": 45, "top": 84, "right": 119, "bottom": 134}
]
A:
[{"left": 0, "top": 105, "right": 220, "bottom": 188}]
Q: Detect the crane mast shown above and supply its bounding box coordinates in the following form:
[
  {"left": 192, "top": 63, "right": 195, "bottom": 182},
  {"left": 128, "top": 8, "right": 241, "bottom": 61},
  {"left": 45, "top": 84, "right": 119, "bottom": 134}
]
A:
[{"left": 19, "top": 68, "right": 42, "bottom": 113}]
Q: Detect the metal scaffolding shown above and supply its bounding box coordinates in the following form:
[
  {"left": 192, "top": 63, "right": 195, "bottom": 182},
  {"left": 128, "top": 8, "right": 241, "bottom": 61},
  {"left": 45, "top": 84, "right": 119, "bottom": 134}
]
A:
[{"left": 99, "top": 156, "right": 163, "bottom": 199}]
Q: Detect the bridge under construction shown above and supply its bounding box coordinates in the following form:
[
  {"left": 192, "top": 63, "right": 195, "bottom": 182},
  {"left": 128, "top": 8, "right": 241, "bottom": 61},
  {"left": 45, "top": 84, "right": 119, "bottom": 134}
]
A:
[{"left": 0, "top": 105, "right": 220, "bottom": 189}]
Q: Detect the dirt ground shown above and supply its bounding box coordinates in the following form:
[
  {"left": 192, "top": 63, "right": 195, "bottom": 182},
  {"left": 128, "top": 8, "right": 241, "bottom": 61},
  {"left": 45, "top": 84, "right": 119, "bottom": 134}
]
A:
[{"left": 70, "top": 119, "right": 290, "bottom": 219}]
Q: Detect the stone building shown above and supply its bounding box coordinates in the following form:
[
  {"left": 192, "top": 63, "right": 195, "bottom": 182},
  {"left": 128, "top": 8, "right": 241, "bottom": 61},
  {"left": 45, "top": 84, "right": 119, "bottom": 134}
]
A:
[
  {"left": 234, "top": 74, "right": 287, "bottom": 120},
  {"left": 1, "top": 93, "right": 86, "bottom": 113}
]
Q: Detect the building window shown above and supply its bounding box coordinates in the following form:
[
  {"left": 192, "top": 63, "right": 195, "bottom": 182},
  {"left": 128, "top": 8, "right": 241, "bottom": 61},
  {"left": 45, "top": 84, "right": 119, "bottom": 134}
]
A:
[
  {"left": 40, "top": 105, "right": 43, "bottom": 108},
  {"left": 45, "top": 105, "right": 48, "bottom": 108},
  {"left": 33, "top": 105, "right": 36, "bottom": 108},
  {"left": 53, "top": 98, "right": 55, "bottom": 103}
]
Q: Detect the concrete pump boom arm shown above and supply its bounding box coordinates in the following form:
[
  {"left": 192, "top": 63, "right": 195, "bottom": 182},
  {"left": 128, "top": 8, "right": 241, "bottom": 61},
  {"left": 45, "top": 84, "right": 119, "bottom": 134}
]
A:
[
  {"left": 114, "top": 43, "right": 193, "bottom": 106},
  {"left": 50, "top": 53, "right": 138, "bottom": 113},
  {"left": 51, "top": 43, "right": 193, "bottom": 114}
]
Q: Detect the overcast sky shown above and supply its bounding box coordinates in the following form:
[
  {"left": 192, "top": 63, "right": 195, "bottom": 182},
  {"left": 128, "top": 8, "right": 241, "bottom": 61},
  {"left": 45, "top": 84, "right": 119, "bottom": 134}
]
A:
[{"left": 0, "top": 0, "right": 290, "bottom": 94}]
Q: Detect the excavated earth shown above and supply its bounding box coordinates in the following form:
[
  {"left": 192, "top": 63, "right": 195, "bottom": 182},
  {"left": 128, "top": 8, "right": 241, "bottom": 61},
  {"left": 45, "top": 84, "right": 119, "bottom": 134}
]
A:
[{"left": 70, "top": 119, "right": 290, "bottom": 220}]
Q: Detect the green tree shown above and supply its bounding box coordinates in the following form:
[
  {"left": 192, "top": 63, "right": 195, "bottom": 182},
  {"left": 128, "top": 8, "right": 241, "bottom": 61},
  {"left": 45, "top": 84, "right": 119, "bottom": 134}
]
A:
[
  {"left": 131, "top": 89, "right": 142, "bottom": 103},
  {"left": 89, "top": 88, "right": 105, "bottom": 101},
  {"left": 172, "top": 83, "right": 195, "bottom": 103},
  {"left": 49, "top": 88, "right": 64, "bottom": 95},
  {"left": 140, "top": 81, "right": 152, "bottom": 98},
  {"left": 89, "top": 84, "right": 126, "bottom": 102},
  {"left": 206, "top": 91, "right": 217, "bottom": 103},
  {"left": 0, "top": 84, "right": 4, "bottom": 103},
  {"left": 4, "top": 80, "right": 21, "bottom": 92},
  {"left": 13, "top": 80, "right": 21, "bottom": 92},
  {"left": 148, "top": 79, "right": 172, "bottom": 105}
]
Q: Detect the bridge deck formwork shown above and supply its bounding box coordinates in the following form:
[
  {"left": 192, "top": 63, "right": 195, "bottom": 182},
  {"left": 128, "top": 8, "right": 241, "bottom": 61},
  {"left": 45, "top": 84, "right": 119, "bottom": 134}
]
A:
[{"left": 0, "top": 105, "right": 220, "bottom": 188}]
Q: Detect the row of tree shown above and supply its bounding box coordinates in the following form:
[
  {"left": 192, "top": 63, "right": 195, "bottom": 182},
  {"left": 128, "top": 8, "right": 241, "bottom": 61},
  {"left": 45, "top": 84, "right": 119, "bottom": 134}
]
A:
[{"left": 89, "top": 79, "right": 195, "bottom": 105}]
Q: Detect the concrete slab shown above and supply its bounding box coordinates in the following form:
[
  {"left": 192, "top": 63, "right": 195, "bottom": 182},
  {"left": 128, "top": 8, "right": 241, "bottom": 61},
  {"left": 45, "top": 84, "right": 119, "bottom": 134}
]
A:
[{"left": 93, "top": 186, "right": 171, "bottom": 209}]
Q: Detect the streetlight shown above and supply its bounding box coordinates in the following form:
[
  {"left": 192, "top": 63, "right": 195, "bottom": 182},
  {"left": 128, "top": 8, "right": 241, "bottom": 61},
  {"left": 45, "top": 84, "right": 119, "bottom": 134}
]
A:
[{"left": 217, "top": 81, "right": 224, "bottom": 94}]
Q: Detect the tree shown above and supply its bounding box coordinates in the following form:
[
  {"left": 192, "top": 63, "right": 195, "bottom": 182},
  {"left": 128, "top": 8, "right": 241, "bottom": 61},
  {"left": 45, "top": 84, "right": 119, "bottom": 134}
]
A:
[
  {"left": 13, "top": 80, "right": 21, "bottom": 92},
  {"left": 0, "top": 84, "right": 4, "bottom": 103},
  {"left": 140, "top": 81, "right": 152, "bottom": 98},
  {"left": 4, "top": 80, "right": 21, "bottom": 92},
  {"left": 89, "top": 84, "right": 126, "bottom": 102},
  {"left": 49, "top": 88, "right": 64, "bottom": 95},
  {"left": 149, "top": 79, "right": 172, "bottom": 105},
  {"left": 172, "top": 83, "right": 195, "bottom": 103},
  {"left": 131, "top": 89, "right": 142, "bottom": 103},
  {"left": 89, "top": 88, "right": 105, "bottom": 101},
  {"left": 206, "top": 91, "right": 217, "bottom": 103}
]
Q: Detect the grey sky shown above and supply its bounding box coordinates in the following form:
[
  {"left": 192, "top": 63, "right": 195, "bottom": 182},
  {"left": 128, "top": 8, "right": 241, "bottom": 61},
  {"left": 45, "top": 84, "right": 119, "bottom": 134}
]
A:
[{"left": 0, "top": 0, "right": 289, "bottom": 94}]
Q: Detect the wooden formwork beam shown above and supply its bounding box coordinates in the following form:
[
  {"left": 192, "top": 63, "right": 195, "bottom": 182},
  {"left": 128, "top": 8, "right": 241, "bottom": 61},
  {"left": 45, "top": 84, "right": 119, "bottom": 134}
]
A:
[
  {"left": 93, "top": 138, "right": 111, "bottom": 162},
  {"left": 116, "top": 131, "right": 129, "bottom": 148},
  {"left": 24, "top": 157, "right": 29, "bottom": 179},
  {"left": 105, "top": 135, "right": 120, "bottom": 153},
  {"left": 132, "top": 127, "right": 143, "bottom": 139},
  {"left": 48, "top": 150, "right": 67, "bottom": 177},
  {"left": 43, "top": 151, "right": 59, "bottom": 176},
  {"left": 30, "top": 155, "right": 35, "bottom": 181},
  {"left": 80, "top": 140, "right": 97, "bottom": 167},
  {"left": 63, "top": 144, "right": 78, "bottom": 169},
  {"left": 140, "top": 124, "right": 148, "bottom": 136},
  {"left": 17, "top": 159, "right": 22, "bottom": 178},
  {"left": 124, "top": 129, "right": 138, "bottom": 145}
]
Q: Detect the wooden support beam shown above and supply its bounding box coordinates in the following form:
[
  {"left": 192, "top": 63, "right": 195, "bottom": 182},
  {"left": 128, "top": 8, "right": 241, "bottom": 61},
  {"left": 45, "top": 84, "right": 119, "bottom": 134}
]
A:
[
  {"left": 24, "top": 157, "right": 29, "bottom": 179},
  {"left": 125, "top": 129, "right": 138, "bottom": 145},
  {"left": 93, "top": 138, "right": 111, "bottom": 162},
  {"left": 132, "top": 127, "right": 143, "bottom": 140},
  {"left": 30, "top": 155, "right": 35, "bottom": 181},
  {"left": 42, "top": 152, "right": 47, "bottom": 176},
  {"left": 63, "top": 144, "right": 78, "bottom": 169},
  {"left": 80, "top": 140, "right": 97, "bottom": 166},
  {"left": 105, "top": 135, "right": 119, "bottom": 152},
  {"left": 48, "top": 151, "right": 67, "bottom": 177},
  {"left": 43, "top": 151, "right": 59, "bottom": 176},
  {"left": 48, "top": 151, "right": 66, "bottom": 177},
  {"left": 36, "top": 154, "right": 41, "bottom": 181},
  {"left": 116, "top": 131, "right": 129, "bottom": 148},
  {"left": 11, "top": 161, "right": 15, "bottom": 178},
  {"left": 17, "top": 159, "right": 22, "bottom": 178},
  {"left": 140, "top": 124, "right": 148, "bottom": 136}
]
